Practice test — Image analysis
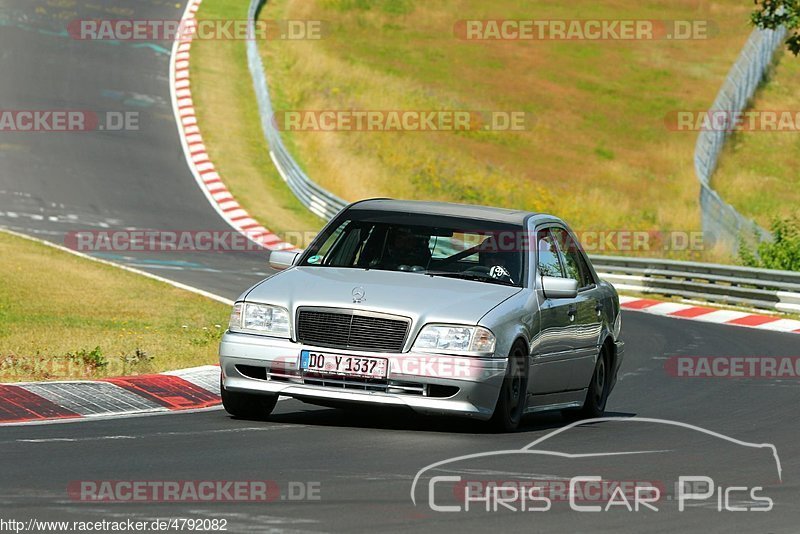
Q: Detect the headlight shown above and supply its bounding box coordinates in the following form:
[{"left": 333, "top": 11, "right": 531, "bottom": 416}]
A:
[
  {"left": 412, "top": 324, "right": 496, "bottom": 355},
  {"left": 228, "top": 302, "right": 290, "bottom": 338}
]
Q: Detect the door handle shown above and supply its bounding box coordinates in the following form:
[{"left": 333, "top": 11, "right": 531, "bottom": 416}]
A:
[
  {"left": 568, "top": 305, "right": 577, "bottom": 322},
  {"left": 595, "top": 302, "right": 603, "bottom": 316}
]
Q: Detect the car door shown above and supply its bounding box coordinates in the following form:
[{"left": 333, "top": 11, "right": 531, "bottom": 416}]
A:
[
  {"left": 550, "top": 227, "right": 604, "bottom": 390},
  {"left": 529, "top": 227, "right": 579, "bottom": 395}
]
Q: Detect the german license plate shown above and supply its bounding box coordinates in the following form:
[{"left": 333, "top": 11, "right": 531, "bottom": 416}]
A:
[{"left": 300, "top": 350, "right": 388, "bottom": 379}]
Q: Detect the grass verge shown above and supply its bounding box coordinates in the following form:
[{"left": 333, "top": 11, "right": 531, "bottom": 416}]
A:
[
  {"left": 0, "top": 230, "right": 230, "bottom": 382},
  {"left": 258, "top": 0, "right": 758, "bottom": 263}
]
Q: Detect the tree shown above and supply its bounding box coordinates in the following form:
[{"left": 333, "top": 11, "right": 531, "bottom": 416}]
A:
[
  {"left": 739, "top": 214, "right": 800, "bottom": 271},
  {"left": 751, "top": 0, "right": 800, "bottom": 55}
]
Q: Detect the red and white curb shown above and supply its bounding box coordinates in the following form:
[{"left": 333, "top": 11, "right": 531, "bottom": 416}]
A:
[
  {"left": 0, "top": 366, "right": 221, "bottom": 425},
  {"left": 169, "top": 0, "right": 295, "bottom": 252},
  {"left": 620, "top": 296, "right": 800, "bottom": 334}
]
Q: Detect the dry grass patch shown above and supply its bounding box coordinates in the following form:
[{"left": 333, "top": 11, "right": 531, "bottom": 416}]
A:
[{"left": 0, "top": 231, "right": 229, "bottom": 382}]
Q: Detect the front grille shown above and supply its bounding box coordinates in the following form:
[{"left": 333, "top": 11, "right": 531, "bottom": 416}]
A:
[
  {"left": 301, "top": 374, "right": 425, "bottom": 395},
  {"left": 296, "top": 308, "right": 410, "bottom": 352},
  {"left": 238, "top": 364, "right": 441, "bottom": 398}
]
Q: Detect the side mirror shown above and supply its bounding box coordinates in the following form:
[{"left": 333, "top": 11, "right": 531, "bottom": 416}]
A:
[
  {"left": 269, "top": 250, "right": 300, "bottom": 271},
  {"left": 541, "top": 276, "right": 578, "bottom": 299}
]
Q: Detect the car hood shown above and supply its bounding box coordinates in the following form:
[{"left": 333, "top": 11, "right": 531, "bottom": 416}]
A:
[{"left": 245, "top": 267, "right": 522, "bottom": 326}]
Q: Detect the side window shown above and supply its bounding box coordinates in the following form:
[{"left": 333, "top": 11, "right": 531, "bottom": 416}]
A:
[
  {"left": 316, "top": 221, "right": 348, "bottom": 261},
  {"left": 326, "top": 225, "right": 363, "bottom": 266},
  {"left": 536, "top": 228, "right": 565, "bottom": 278},
  {"left": 551, "top": 228, "right": 594, "bottom": 288}
]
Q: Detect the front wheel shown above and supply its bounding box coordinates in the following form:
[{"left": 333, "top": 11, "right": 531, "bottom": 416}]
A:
[
  {"left": 489, "top": 341, "right": 528, "bottom": 432},
  {"left": 221, "top": 378, "right": 278, "bottom": 420}
]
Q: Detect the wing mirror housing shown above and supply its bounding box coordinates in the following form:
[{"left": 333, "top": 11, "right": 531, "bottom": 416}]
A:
[
  {"left": 541, "top": 276, "right": 578, "bottom": 299},
  {"left": 268, "top": 250, "right": 300, "bottom": 271}
]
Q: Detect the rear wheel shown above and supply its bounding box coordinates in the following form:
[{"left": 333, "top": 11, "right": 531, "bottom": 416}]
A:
[
  {"left": 490, "top": 341, "right": 528, "bottom": 432},
  {"left": 220, "top": 378, "right": 278, "bottom": 420},
  {"left": 575, "top": 346, "right": 610, "bottom": 419}
]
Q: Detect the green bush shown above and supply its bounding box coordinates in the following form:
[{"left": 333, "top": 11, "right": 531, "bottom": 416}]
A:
[
  {"left": 68, "top": 346, "right": 108, "bottom": 371},
  {"left": 739, "top": 214, "right": 800, "bottom": 271}
]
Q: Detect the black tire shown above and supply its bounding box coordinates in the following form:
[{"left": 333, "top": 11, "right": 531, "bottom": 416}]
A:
[
  {"left": 220, "top": 379, "right": 278, "bottom": 420},
  {"left": 576, "top": 346, "right": 610, "bottom": 419},
  {"left": 489, "top": 341, "right": 528, "bottom": 432}
]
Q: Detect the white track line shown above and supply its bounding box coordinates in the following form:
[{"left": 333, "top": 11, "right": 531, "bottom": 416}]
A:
[{"left": 0, "top": 228, "right": 232, "bottom": 306}]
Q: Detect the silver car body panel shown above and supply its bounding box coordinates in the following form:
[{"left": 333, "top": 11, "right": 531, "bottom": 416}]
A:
[{"left": 219, "top": 201, "right": 625, "bottom": 420}]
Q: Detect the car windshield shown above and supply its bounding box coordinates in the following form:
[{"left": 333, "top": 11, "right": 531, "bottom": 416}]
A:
[{"left": 298, "top": 210, "right": 526, "bottom": 287}]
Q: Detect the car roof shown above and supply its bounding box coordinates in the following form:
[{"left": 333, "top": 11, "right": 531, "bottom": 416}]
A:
[{"left": 348, "top": 198, "right": 536, "bottom": 225}]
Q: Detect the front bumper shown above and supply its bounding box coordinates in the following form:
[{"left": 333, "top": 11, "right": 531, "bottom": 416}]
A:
[{"left": 219, "top": 331, "right": 508, "bottom": 420}]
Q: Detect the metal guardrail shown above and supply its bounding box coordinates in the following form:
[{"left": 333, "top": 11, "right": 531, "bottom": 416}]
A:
[
  {"left": 695, "top": 26, "right": 786, "bottom": 251},
  {"left": 590, "top": 255, "right": 800, "bottom": 313},
  {"left": 247, "top": 0, "right": 347, "bottom": 220},
  {"left": 246, "top": 1, "right": 799, "bottom": 314}
]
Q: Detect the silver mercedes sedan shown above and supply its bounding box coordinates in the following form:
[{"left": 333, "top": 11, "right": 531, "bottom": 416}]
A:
[{"left": 219, "top": 199, "right": 624, "bottom": 431}]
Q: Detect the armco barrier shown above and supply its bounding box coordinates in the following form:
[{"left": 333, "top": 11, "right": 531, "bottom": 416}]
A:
[
  {"left": 590, "top": 255, "right": 800, "bottom": 313},
  {"left": 246, "top": 0, "right": 347, "bottom": 221}
]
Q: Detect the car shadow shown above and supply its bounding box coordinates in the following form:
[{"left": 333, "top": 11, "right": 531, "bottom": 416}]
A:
[{"left": 237, "top": 402, "right": 637, "bottom": 435}]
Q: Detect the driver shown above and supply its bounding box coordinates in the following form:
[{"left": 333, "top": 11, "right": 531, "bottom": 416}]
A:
[{"left": 381, "top": 228, "right": 431, "bottom": 270}]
